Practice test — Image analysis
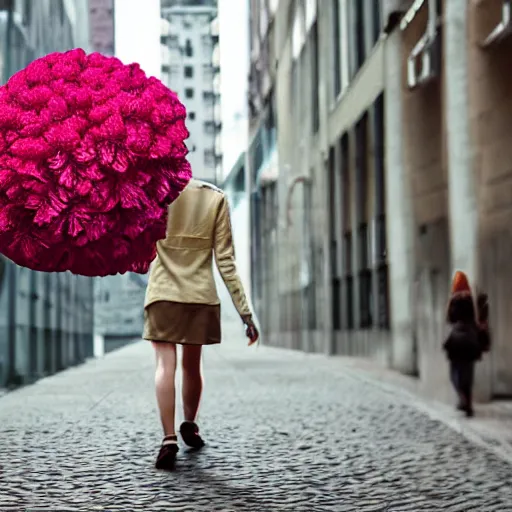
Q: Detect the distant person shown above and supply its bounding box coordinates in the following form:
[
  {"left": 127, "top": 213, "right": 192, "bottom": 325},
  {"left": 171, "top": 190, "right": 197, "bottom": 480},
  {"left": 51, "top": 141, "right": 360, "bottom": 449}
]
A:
[
  {"left": 143, "top": 178, "right": 259, "bottom": 471},
  {"left": 443, "top": 271, "right": 482, "bottom": 417}
]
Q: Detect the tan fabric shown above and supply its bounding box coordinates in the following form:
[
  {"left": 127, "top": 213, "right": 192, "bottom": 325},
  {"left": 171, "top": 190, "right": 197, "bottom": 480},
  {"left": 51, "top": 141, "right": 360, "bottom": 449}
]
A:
[
  {"left": 144, "top": 179, "right": 251, "bottom": 316},
  {"left": 143, "top": 301, "right": 221, "bottom": 345}
]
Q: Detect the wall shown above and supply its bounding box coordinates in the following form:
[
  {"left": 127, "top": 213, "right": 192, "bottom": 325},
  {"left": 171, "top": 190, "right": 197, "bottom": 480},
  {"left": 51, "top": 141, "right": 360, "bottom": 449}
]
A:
[{"left": 468, "top": 0, "right": 512, "bottom": 398}]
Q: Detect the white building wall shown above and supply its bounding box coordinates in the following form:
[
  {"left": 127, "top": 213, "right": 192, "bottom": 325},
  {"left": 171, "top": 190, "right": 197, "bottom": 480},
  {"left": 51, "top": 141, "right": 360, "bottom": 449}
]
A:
[{"left": 163, "top": 6, "right": 218, "bottom": 183}]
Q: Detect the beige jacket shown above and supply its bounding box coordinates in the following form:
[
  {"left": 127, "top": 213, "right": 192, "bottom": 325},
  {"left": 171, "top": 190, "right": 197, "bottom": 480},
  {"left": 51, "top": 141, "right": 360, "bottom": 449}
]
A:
[{"left": 144, "top": 179, "right": 251, "bottom": 316}]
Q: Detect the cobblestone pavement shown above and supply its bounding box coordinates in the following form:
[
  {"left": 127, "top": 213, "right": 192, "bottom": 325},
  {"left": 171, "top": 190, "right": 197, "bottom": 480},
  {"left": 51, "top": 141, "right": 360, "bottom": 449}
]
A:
[{"left": 1, "top": 333, "right": 512, "bottom": 511}]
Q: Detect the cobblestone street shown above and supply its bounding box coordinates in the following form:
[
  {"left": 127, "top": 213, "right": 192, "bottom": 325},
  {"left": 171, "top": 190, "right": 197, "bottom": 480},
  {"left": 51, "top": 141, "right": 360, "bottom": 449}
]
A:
[{"left": 2, "top": 334, "right": 512, "bottom": 511}]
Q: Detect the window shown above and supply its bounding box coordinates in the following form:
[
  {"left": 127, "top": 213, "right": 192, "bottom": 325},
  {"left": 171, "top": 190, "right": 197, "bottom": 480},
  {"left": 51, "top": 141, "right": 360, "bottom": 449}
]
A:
[
  {"left": 185, "top": 88, "right": 194, "bottom": 99},
  {"left": 355, "top": 113, "right": 372, "bottom": 329},
  {"left": 332, "top": 0, "right": 342, "bottom": 97},
  {"left": 188, "top": 112, "right": 196, "bottom": 120},
  {"left": 359, "top": 267, "right": 373, "bottom": 328},
  {"left": 340, "top": 134, "right": 354, "bottom": 330},
  {"left": 184, "top": 65, "right": 194, "bottom": 78},
  {"left": 203, "top": 91, "right": 214, "bottom": 101},
  {"left": 328, "top": 146, "right": 341, "bottom": 331},
  {"left": 185, "top": 39, "right": 193, "bottom": 57},
  {"left": 373, "top": 94, "right": 389, "bottom": 329},
  {"left": 204, "top": 149, "right": 215, "bottom": 167},
  {"left": 311, "top": 20, "right": 320, "bottom": 133},
  {"left": 355, "top": 113, "right": 368, "bottom": 222},
  {"left": 204, "top": 121, "right": 215, "bottom": 135},
  {"left": 291, "top": 59, "right": 299, "bottom": 122},
  {"left": 352, "top": 0, "right": 366, "bottom": 75}
]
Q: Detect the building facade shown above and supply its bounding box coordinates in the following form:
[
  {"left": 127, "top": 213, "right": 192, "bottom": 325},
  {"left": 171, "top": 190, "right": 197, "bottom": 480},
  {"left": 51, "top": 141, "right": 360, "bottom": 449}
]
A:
[
  {"left": 249, "top": 0, "right": 512, "bottom": 403},
  {"left": 161, "top": 0, "right": 222, "bottom": 184},
  {"left": 0, "top": 0, "right": 94, "bottom": 389}
]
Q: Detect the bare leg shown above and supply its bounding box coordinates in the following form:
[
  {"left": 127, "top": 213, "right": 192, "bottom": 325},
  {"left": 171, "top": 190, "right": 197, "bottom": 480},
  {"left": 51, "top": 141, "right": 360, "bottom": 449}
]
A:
[
  {"left": 152, "top": 342, "right": 177, "bottom": 436},
  {"left": 182, "top": 345, "right": 203, "bottom": 422}
]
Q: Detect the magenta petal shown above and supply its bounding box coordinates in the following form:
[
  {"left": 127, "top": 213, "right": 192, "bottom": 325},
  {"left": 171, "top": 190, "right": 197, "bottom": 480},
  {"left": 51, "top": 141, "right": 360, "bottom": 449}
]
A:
[
  {"left": 33, "top": 203, "right": 59, "bottom": 225},
  {"left": 58, "top": 165, "right": 76, "bottom": 188},
  {"left": 0, "top": 49, "right": 191, "bottom": 276}
]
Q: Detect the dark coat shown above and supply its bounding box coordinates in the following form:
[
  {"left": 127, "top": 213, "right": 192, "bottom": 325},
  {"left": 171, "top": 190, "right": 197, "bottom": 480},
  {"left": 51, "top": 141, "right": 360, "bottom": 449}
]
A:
[{"left": 443, "top": 322, "right": 482, "bottom": 362}]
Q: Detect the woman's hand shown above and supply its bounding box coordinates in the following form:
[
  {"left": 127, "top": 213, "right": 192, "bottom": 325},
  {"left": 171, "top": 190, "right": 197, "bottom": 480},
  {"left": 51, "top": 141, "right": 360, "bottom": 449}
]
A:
[{"left": 242, "top": 314, "right": 259, "bottom": 346}]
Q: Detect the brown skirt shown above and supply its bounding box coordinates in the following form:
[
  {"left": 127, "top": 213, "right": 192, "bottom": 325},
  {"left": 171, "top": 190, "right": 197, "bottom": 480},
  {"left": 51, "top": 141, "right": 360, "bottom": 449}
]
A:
[{"left": 143, "top": 301, "right": 221, "bottom": 345}]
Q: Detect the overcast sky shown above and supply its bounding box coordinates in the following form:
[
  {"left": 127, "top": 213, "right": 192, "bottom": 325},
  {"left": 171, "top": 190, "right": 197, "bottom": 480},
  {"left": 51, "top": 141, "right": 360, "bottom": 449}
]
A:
[
  {"left": 114, "top": 0, "right": 249, "bottom": 179},
  {"left": 218, "top": 0, "right": 249, "bottom": 176},
  {"left": 114, "top": 0, "right": 163, "bottom": 82}
]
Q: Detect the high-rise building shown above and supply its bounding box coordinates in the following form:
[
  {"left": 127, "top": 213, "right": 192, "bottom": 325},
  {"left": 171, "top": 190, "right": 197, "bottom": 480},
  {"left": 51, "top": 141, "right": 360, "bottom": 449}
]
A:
[
  {"left": 161, "top": 0, "right": 222, "bottom": 184},
  {"left": 89, "top": 0, "right": 115, "bottom": 55},
  {"left": 0, "top": 0, "right": 94, "bottom": 389}
]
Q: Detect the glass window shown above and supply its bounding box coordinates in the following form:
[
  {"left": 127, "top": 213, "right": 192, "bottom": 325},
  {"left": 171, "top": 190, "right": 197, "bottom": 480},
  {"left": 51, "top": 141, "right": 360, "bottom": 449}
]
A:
[
  {"left": 352, "top": 0, "right": 366, "bottom": 75},
  {"left": 188, "top": 111, "right": 196, "bottom": 120},
  {"left": 332, "top": 0, "right": 342, "bottom": 97},
  {"left": 204, "top": 149, "right": 215, "bottom": 167},
  {"left": 185, "top": 88, "right": 194, "bottom": 99},
  {"left": 311, "top": 20, "right": 320, "bottom": 133},
  {"left": 184, "top": 65, "right": 194, "bottom": 78},
  {"left": 185, "top": 39, "right": 193, "bottom": 57},
  {"left": 372, "top": 0, "right": 381, "bottom": 45}
]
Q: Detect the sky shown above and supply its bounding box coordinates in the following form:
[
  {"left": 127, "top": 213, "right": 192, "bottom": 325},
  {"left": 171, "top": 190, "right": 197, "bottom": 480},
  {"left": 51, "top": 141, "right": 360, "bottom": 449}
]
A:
[
  {"left": 218, "top": 0, "right": 250, "bottom": 177},
  {"left": 114, "top": 0, "right": 249, "bottom": 179},
  {"left": 114, "top": 0, "right": 162, "bottom": 80}
]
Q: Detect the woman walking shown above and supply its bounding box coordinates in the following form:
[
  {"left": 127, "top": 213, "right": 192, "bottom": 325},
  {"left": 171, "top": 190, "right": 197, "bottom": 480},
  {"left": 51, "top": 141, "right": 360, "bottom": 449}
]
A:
[{"left": 144, "top": 178, "right": 258, "bottom": 471}]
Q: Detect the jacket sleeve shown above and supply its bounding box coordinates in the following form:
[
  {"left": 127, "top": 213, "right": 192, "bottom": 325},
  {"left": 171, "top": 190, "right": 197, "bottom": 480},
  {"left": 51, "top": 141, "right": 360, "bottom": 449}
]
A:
[{"left": 213, "top": 194, "right": 251, "bottom": 317}]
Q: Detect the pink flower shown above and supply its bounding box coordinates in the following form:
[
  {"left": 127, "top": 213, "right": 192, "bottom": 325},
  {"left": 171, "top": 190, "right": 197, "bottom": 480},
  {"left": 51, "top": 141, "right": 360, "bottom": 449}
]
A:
[{"left": 0, "top": 48, "right": 191, "bottom": 276}]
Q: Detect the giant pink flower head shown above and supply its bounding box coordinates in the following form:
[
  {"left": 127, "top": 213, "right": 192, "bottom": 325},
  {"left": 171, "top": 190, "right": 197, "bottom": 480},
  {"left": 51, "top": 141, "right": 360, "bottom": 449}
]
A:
[{"left": 0, "top": 48, "right": 192, "bottom": 276}]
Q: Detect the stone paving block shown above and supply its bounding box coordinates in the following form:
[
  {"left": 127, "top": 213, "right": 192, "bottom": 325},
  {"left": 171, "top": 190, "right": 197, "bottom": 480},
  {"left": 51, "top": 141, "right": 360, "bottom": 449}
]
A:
[{"left": 0, "top": 338, "right": 511, "bottom": 511}]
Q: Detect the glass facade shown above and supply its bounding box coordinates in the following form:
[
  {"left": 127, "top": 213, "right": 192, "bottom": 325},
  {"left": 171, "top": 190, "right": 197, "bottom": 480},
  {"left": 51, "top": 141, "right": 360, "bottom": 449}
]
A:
[{"left": 0, "top": 0, "right": 94, "bottom": 389}]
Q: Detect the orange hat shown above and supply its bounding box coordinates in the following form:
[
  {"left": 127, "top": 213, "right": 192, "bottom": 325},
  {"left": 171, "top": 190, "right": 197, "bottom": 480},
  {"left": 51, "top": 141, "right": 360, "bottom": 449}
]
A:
[{"left": 451, "top": 270, "right": 471, "bottom": 295}]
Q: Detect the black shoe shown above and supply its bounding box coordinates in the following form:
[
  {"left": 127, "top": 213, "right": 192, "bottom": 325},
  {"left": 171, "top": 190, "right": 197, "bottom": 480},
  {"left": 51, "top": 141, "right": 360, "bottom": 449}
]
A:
[
  {"left": 155, "top": 437, "right": 179, "bottom": 471},
  {"left": 465, "top": 406, "right": 474, "bottom": 418},
  {"left": 180, "top": 421, "right": 205, "bottom": 449}
]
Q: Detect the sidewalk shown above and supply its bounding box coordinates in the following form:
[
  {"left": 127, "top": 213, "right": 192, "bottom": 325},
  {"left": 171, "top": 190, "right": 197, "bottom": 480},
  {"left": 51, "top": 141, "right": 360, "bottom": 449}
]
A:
[
  {"left": 332, "top": 355, "right": 512, "bottom": 463},
  {"left": 1, "top": 332, "right": 512, "bottom": 511}
]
